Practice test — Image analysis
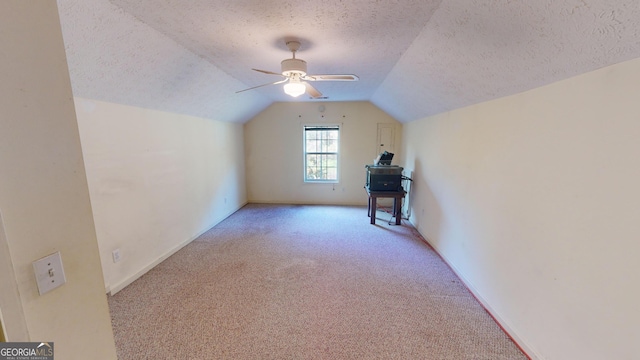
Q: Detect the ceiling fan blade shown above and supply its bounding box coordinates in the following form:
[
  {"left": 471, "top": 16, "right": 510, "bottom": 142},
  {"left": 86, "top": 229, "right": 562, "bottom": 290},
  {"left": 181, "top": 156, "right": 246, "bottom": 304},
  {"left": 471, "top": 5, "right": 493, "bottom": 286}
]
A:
[
  {"left": 236, "top": 79, "right": 287, "bottom": 93},
  {"left": 305, "top": 82, "right": 323, "bottom": 98},
  {"left": 305, "top": 74, "right": 359, "bottom": 81},
  {"left": 252, "top": 68, "right": 285, "bottom": 76}
]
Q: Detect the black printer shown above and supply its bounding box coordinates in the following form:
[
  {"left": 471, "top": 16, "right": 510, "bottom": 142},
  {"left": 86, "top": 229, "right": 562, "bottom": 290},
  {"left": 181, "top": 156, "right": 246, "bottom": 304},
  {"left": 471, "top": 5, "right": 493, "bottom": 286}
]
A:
[
  {"left": 366, "top": 152, "right": 403, "bottom": 192},
  {"left": 366, "top": 165, "right": 403, "bottom": 191}
]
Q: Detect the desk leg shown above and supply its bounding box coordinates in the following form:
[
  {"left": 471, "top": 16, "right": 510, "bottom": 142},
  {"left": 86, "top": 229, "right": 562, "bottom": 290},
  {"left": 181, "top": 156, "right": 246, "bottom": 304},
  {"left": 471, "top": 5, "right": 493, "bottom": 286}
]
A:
[
  {"left": 370, "top": 196, "right": 376, "bottom": 224},
  {"left": 395, "top": 197, "right": 402, "bottom": 225}
]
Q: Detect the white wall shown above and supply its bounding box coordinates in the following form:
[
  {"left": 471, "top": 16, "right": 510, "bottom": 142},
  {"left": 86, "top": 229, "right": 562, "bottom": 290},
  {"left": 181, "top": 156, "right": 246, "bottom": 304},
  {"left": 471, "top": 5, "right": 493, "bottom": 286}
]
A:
[
  {"left": 245, "top": 101, "right": 401, "bottom": 205},
  {"left": 0, "top": 2, "right": 117, "bottom": 358},
  {"left": 401, "top": 57, "right": 640, "bottom": 359},
  {"left": 75, "top": 98, "right": 247, "bottom": 294}
]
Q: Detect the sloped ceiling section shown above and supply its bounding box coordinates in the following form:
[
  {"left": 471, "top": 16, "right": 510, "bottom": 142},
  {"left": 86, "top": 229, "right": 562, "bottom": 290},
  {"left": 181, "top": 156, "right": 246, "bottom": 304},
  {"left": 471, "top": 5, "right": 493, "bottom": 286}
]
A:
[
  {"left": 57, "top": 0, "right": 271, "bottom": 123},
  {"left": 57, "top": 0, "right": 640, "bottom": 124},
  {"left": 372, "top": 0, "right": 640, "bottom": 122}
]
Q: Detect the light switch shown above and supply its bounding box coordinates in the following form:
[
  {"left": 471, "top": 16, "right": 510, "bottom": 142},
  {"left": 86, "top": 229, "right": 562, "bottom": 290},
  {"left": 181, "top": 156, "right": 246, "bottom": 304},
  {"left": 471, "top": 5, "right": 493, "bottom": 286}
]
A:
[{"left": 33, "top": 251, "right": 66, "bottom": 295}]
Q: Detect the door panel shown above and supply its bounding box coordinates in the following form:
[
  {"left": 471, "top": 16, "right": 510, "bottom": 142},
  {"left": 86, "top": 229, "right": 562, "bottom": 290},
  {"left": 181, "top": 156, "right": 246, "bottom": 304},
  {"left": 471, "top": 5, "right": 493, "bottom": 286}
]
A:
[{"left": 376, "top": 123, "right": 395, "bottom": 159}]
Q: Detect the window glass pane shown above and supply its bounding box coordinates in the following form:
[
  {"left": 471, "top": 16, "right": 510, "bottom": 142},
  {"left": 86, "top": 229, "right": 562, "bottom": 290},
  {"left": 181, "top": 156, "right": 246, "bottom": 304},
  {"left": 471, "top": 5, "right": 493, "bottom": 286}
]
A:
[
  {"left": 304, "top": 126, "right": 339, "bottom": 182},
  {"left": 306, "top": 138, "right": 317, "bottom": 152},
  {"left": 326, "top": 139, "right": 337, "bottom": 152}
]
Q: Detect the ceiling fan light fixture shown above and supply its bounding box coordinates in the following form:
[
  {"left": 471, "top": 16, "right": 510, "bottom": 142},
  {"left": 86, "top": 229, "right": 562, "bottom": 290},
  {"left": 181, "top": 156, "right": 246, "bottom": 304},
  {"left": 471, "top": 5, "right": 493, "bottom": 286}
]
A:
[
  {"left": 284, "top": 81, "right": 306, "bottom": 97},
  {"left": 236, "top": 40, "right": 357, "bottom": 98}
]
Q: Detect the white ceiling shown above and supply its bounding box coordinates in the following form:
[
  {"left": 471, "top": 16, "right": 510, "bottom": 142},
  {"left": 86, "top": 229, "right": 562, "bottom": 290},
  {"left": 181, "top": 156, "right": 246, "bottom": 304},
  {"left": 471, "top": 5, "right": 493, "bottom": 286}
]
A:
[{"left": 57, "top": 0, "right": 640, "bottom": 123}]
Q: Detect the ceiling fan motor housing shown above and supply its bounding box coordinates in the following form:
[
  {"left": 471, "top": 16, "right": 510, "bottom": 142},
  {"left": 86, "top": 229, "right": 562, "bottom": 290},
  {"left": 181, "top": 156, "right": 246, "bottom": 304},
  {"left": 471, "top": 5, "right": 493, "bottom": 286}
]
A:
[{"left": 281, "top": 58, "right": 307, "bottom": 77}]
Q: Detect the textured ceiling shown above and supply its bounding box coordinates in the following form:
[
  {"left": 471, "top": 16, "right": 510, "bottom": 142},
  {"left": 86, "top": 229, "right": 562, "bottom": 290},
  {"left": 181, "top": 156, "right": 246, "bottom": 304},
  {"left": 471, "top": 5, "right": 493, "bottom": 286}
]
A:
[{"left": 56, "top": 0, "right": 640, "bottom": 123}]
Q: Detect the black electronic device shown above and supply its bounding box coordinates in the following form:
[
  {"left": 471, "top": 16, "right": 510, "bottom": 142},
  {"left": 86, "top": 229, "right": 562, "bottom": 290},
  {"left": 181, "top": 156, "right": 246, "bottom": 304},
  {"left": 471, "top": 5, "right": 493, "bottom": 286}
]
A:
[
  {"left": 365, "top": 164, "right": 403, "bottom": 191},
  {"left": 376, "top": 151, "right": 394, "bottom": 165}
]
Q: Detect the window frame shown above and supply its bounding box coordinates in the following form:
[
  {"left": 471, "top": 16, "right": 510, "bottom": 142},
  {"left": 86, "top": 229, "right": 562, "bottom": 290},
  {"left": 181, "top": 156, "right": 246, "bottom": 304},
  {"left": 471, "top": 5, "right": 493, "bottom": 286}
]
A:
[{"left": 303, "top": 124, "right": 340, "bottom": 183}]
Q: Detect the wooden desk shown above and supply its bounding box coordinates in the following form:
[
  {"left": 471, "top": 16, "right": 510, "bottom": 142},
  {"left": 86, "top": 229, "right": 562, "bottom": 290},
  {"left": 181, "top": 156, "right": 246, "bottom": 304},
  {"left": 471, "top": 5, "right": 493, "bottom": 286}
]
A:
[{"left": 366, "top": 188, "right": 405, "bottom": 225}]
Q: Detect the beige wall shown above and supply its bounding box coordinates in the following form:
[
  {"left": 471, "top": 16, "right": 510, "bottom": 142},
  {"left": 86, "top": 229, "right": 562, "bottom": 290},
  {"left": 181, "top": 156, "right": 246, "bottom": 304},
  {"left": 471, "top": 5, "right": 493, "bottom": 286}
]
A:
[
  {"left": 401, "top": 57, "right": 640, "bottom": 359},
  {"left": 75, "top": 98, "right": 247, "bottom": 294},
  {"left": 0, "top": 2, "right": 117, "bottom": 358},
  {"left": 245, "top": 101, "right": 401, "bottom": 205}
]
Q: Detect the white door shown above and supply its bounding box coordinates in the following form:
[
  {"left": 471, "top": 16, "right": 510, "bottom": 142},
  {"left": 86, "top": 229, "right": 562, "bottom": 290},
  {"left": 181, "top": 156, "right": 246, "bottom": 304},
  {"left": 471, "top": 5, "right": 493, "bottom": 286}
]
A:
[{"left": 376, "top": 123, "right": 395, "bottom": 159}]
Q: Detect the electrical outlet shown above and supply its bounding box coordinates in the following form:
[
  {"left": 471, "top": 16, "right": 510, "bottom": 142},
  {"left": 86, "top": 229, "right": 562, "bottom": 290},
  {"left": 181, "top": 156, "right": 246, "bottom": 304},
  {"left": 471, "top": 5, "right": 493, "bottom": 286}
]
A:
[
  {"left": 33, "top": 251, "right": 66, "bottom": 295},
  {"left": 112, "top": 248, "right": 121, "bottom": 263}
]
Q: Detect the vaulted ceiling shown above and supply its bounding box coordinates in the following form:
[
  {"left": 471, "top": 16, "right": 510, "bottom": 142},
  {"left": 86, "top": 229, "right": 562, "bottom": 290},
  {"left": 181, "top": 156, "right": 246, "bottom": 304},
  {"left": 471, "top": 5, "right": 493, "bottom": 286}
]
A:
[{"left": 57, "top": 0, "right": 640, "bottom": 123}]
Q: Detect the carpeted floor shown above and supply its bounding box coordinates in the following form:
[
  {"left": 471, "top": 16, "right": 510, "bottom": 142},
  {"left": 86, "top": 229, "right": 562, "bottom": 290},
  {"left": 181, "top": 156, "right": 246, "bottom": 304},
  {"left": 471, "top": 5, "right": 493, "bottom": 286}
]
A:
[{"left": 108, "top": 204, "right": 528, "bottom": 359}]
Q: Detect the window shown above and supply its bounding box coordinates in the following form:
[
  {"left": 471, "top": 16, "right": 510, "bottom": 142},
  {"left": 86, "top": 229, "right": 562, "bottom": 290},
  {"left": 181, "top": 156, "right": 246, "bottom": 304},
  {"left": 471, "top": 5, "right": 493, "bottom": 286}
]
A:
[{"left": 304, "top": 125, "right": 339, "bottom": 182}]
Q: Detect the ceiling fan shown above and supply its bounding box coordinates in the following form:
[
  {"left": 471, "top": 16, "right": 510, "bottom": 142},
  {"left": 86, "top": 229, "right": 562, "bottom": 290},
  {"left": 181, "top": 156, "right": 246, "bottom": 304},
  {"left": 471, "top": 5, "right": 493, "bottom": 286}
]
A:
[{"left": 236, "top": 40, "right": 359, "bottom": 98}]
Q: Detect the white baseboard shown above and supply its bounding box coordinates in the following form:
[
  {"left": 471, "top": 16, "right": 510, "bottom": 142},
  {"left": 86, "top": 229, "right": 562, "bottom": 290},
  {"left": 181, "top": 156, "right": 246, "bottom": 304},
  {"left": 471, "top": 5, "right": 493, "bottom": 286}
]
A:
[
  {"left": 108, "top": 202, "right": 247, "bottom": 295},
  {"left": 412, "top": 221, "right": 540, "bottom": 360},
  {"left": 108, "top": 236, "right": 191, "bottom": 295}
]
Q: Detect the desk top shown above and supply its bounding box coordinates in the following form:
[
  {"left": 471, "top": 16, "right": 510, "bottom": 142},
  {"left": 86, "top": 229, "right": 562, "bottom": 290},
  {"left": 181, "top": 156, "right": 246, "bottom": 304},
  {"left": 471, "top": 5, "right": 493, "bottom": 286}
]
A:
[{"left": 365, "top": 187, "right": 406, "bottom": 197}]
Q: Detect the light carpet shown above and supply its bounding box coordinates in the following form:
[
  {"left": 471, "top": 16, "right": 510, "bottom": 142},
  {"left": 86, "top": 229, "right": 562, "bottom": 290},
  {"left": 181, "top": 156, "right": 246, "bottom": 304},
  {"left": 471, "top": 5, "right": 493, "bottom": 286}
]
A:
[{"left": 109, "top": 204, "right": 528, "bottom": 359}]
